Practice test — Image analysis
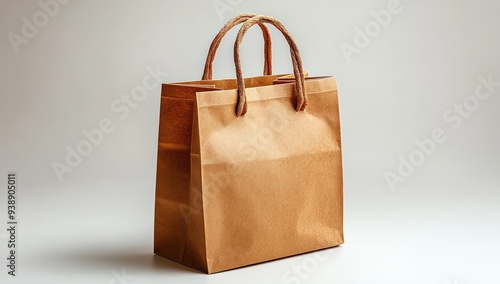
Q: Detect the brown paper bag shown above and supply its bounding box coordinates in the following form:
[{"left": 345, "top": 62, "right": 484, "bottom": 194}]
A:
[{"left": 154, "top": 15, "right": 343, "bottom": 274}]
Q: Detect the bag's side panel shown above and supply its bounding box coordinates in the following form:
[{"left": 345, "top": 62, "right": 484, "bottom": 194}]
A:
[
  {"left": 154, "top": 95, "right": 192, "bottom": 263},
  {"left": 196, "top": 78, "right": 343, "bottom": 273},
  {"left": 154, "top": 84, "right": 217, "bottom": 268},
  {"left": 183, "top": 100, "right": 209, "bottom": 272}
]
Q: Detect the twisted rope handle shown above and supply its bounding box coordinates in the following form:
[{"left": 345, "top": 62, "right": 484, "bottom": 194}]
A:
[
  {"left": 202, "top": 13, "right": 273, "bottom": 80},
  {"left": 234, "top": 15, "right": 307, "bottom": 116}
]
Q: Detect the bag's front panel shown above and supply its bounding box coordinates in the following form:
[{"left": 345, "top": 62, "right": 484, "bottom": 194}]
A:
[{"left": 195, "top": 78, "right": 343, "bottom": 273}]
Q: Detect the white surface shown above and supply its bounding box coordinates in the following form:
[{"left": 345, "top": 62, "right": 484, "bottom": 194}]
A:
[{"left": 1, "top": 0, "right": 500, "bottom": 283}]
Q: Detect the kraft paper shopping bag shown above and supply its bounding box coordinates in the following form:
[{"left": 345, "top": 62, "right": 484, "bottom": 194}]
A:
[{"left": 154, "top": 14, "right": 343, "bottom": 274}]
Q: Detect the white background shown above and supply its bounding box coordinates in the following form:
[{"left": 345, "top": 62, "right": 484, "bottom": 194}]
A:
[{"left": 1, "top": 0, "right": 499, "bottom": 283}]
